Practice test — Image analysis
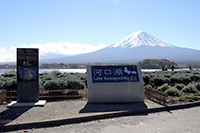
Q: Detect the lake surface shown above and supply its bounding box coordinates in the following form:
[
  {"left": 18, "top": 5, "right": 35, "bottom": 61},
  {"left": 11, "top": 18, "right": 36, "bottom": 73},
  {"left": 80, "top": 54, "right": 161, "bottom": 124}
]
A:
[
  {"left": 0, "top": 69, "right": 87, "bottom": 75},
  {"left": 0, "top": 68, "right": 196, "bottom": 75}
]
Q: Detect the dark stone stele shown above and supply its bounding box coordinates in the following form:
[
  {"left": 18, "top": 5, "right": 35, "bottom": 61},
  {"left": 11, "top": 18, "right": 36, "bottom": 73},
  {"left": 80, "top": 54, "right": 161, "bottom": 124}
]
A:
[{"left": 17, "top": 48, "right": 39, "bottom": 102}]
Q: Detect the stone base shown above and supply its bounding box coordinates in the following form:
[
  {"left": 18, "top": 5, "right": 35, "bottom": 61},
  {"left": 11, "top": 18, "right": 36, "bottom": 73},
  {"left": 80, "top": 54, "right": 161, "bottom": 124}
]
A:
[
  {"left": 87, "top": 65, "right": 145, "bottom": 103},
  {"left": 7, "top": 100, "right": 46, "bottom": 108}
]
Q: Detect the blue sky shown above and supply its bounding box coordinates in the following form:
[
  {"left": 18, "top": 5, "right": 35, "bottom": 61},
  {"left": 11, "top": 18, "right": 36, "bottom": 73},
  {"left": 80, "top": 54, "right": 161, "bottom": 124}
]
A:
[{"left": 0, "top": 0, "right": 200, "bottom": 61}]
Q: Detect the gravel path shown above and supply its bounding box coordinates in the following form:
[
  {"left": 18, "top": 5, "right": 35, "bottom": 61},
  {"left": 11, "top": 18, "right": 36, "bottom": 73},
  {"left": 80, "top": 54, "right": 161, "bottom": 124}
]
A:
[{"left": 8, "top": 106, "right": 200, "bottom": 133}]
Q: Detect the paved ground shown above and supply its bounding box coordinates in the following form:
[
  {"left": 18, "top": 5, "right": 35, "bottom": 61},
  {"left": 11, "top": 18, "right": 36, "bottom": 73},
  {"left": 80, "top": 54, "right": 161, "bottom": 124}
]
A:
[
  {"left": 0, "top": 99, "right": 161, "bottom": 126},
  {"left": 9, "top": 106, "right": 200, "bottom": 133}
]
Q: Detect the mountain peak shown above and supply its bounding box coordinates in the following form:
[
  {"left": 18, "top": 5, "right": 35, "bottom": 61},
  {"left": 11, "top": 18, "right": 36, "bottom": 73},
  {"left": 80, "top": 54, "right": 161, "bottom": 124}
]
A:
[
  {"left": 129, "top": 30, "right": 145, "bottom": 35},
  {"left": 110, "top": 31, "right": 173, "bottom": 48}
]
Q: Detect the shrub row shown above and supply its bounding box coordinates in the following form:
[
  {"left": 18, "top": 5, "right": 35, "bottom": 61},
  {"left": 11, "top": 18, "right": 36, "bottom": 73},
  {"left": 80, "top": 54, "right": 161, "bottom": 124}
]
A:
[
  {"left": 178, "top": 94, "right": 200, "bottom": 102},
  {"left": 43, "top": 80, "right": 85, "bottom": 90},
  {"left": 147, "top": 82, "right": 200, "bottom": 96},
  {"left": 1, "top": 70, "right": 200, "bottom": 94},
  {"left": 0, "top": 71, "right": 87, "bottom": 90},
  {"left": 143, "top": 70, "right": 200, "bottom": 87}
]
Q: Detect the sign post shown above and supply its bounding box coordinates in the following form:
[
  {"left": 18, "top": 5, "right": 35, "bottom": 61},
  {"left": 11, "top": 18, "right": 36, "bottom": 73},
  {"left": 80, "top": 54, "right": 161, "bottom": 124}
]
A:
[{"left": 87, "top": 65, "right": 144, "bottom": 103}]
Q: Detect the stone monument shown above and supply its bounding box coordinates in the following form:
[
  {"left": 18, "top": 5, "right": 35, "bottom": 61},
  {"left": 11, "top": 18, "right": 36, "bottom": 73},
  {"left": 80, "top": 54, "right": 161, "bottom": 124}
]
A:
[
  {"left": 8, "top": 48, "right": 46, "bottom": 107},
  {"left": 87, "top": 64, "right": 144, "bottom": 103},
  {"left": 17, "top": 48, "right": 39, "bottom": 102}
]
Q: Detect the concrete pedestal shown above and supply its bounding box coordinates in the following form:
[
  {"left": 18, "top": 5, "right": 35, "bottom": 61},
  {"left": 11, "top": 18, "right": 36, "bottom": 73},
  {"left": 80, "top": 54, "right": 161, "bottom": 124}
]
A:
[{"left": 7, "top": 100, "right": 46, "bottom": 108}]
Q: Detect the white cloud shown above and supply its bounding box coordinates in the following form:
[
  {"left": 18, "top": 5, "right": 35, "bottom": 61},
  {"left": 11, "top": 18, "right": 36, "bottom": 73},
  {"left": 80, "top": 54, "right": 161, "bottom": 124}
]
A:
[
  {"left": 0, "top": 42, "right": 107, "bottom": 62},
  {"left": 0, "top": 47, "right": 16, "bottom": 63}
]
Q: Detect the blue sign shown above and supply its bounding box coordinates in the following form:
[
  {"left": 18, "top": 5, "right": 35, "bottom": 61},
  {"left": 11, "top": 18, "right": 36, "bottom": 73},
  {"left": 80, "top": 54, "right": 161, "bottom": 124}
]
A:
[{"left": 91, "top": 65, "right": 139, "bottom": 83}]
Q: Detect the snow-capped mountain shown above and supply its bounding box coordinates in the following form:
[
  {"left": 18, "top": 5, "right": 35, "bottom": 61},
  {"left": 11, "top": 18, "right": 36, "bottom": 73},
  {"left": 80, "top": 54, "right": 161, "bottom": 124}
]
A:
[
  {"left": 110, "top": 31, "right": 172, "bottom": 48},
  {"left": 42, "top": 31, "right": 200, "bottom": 64}
]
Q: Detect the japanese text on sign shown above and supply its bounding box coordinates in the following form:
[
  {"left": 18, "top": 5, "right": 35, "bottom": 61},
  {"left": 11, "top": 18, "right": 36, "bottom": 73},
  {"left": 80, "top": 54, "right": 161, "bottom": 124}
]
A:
[{"left": 91, "top": 65, "right": 139, "bottom": 83}]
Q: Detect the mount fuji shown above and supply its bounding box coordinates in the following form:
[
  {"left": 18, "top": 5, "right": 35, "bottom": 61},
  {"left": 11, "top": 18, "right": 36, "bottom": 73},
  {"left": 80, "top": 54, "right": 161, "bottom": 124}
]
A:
[
  {"left": 42, "top": 31, "right": 200, "bottom": 64},
  {"left": 109, "top": 30, "right": 172, "bottom": 48}
]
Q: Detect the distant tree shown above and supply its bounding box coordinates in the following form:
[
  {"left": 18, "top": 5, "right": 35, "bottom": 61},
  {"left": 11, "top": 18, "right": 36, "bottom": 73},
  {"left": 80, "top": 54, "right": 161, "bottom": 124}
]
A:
[{"left": 138, "top": 59, "right": 177, "bottom": 69}]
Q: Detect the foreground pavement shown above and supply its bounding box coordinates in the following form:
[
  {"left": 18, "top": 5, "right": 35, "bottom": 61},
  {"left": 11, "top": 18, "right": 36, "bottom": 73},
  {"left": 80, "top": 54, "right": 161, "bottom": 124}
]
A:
[
  {"left": 0, "top": 99, "right": 161, "bottom": 126},
  {"left": 9, "top": 106, "right": 200, "bottom": 133}
]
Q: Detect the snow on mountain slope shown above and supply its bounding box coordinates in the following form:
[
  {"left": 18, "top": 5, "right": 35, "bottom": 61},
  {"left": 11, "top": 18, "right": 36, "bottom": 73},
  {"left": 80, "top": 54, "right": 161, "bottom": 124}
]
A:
[{"left": 110, "top": 31, "right": 173, "bottom": 48}]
